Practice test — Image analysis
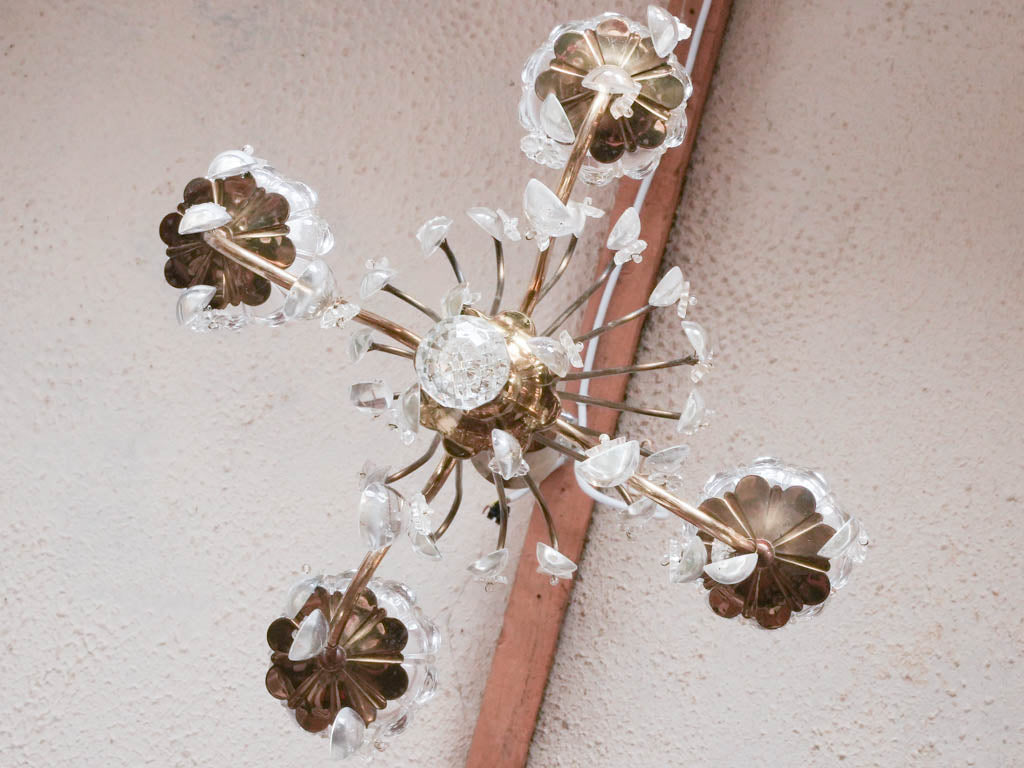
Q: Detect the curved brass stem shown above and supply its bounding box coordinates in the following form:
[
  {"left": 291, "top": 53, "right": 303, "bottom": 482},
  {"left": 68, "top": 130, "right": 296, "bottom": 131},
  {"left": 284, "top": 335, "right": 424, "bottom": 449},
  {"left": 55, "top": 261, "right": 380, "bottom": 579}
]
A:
[
  {"left": 523, "top": 473, "right": 558, "bottom": 551},
  {"left": 541, "top": 258, "right": 618, "bottom": 337},
  {"left": 430, "top": 460, "right": 464, "bottom": 542},
  {"left": 382, "top": 283, "right": 440, "bottom": 322},
  {"left": 520, "top": 90, "right": 612, "bottom": 316},
  {"left": 551, "top": 419, "right": 755, "bottom": 553},
  {"left": 574, "top": 304, "right": 653, "bottom": 343},
  {"left": 559, "top": 355, "right": 697, "bottom": 381},
  {"left": 493, "top": 473, "right": 511, "bottom": 550},
  {"left": 386, "top": 434, "right": 441, "bottom": 483},
  {"left": 535, "top": 235, "right": 578, "bottom": 305},
  {"left": 422, "top": 454, "right": 457, "bottom": 503},
  {"left": 354, "top": 309, "right": 420, "bottom": 350},
  {"left": 328, "top": 547, "right": 389, "bottom": 647},
  {"left": 490, "top": 239, "right": 505, "bottom": 315}
]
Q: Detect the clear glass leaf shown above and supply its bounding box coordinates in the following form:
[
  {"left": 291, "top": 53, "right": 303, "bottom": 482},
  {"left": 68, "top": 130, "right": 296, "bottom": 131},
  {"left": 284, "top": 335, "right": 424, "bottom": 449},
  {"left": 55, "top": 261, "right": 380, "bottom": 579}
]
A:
[
  {"left": 667, "top": 535, "right": 707, "bottom": 583},
  {"left": 647, "top": 4, "right": 691, "bottom": 58},
  {"left": 523, "top": 178, "right": 576, "bottom": 239},
  {"left": 649, "top": 266, "right": 684, "bottom": 306},
  {"left": 818, "top": 518, "right": 860, "bottom": 559},
  {"left": 676, "top": 388, "right": 706, "bottom": 434},
  {"left": 558, "top": 330, "right": 584, "bottom": 368},
  {"left": 643, "top": 444, "right": 691, "bottom": 480},
  {"left": 350, "top": 379, "right": 392, "bottom": 413},
  {"left": 287, "top": 608, "right": 327, "bottom": 661},
  {"left": 283, "top": 258, "right": 336, "bottom": 320},
  {"left": 467, "top": 548, "right": 510, "bottom": 583},
  {"left": 359, "top": 264, "right": 396, "bottom": 299},
  {"left": 346, "top": 328, "right": 374, "bottom": 366},
  {"left": 620, "top": 497, "right": 657, "bottom": 533},
  {"left": 176, "top": 285, "right": 217, "bottom": 326},
  {"left": 396, "top": 384, "right": 421, "bottom": 445},
  {"left": 540, "top": 92, "right": 575, "bottom": 143},
  {"left": 416, "top": 216, "right": 453, "bottom": 257},
  {"left": 488, "top": 429, "right": 529, "bottom": 480},
  {"left": 207, "top": 147, "right": 262, "bottom": 179},
  {"left": 528, "top": 336, "right": 570, "bottom": 377},
  {"left": 358, "top": 481, "right": 404, "bottom": 549},
  {"left": 410, "top": 531, "right": 442, "bottom": 561},
  {"left": 536, "top": 542, "right": 577, "bottom": 581},
  {"left": 703, "top": 552, "right": 757, "bottom": 584},
  {"left": 578, "top": 439, "right": 640, "bottom": 487},
  {"left": 581, "top": 64, "right": 639, "bottom": 96},
  {"left": 607, "top": 206, "right": 642, "bottom": 249},
  {"left": 467, "top": 207, "right": 503, "bottom": 240},
  {"left": 178, "top": 202, "right": 232, "bottom": 234},
  {"left": 441, "top": 282, "right": 480, "bottom": 318},
  {"left": 320, "top": 300, "right": 360, "bottom": 329},
  {"left": 329, "top": 707, "right": 366, "bottom": 760},
  {"left": 681, "top": 319, "right": 713, "bottom": 362}
]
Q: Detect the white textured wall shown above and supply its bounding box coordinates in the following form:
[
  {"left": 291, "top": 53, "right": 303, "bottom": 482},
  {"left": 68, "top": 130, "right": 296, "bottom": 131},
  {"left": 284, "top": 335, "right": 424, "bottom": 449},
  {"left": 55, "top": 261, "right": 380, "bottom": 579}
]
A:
[
  {"left": 2, "top": 1, "right": 1022, "bottom": 767},
  {"left": 534, "top": 1, "right": 1024, "bottom": 766}
]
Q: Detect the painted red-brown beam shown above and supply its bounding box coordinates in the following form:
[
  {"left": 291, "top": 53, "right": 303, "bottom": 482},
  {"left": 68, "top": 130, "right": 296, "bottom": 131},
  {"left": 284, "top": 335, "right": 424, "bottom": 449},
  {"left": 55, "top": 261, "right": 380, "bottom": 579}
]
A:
[{"left": 465, "top": 3, "right": 734, "bottom": 766}]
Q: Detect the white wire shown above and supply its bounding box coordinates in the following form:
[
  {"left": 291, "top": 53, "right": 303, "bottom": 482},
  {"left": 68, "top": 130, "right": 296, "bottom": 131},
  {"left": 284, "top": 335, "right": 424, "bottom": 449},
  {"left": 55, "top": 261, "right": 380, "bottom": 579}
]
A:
[{"left": 572, "top": 0, "right": 713, "bottom": 511}]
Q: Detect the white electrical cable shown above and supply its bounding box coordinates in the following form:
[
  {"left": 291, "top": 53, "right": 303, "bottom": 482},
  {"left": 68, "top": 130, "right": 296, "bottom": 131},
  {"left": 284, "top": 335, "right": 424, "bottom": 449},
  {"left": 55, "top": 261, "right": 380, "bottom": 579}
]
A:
[{"left": 572, "top": 0, "right": 713, "bottom": 510}]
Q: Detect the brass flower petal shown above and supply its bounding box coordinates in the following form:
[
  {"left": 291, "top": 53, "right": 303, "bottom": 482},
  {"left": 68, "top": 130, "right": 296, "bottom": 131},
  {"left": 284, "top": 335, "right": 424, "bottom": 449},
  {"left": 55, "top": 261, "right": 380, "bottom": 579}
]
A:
[
  {"left": 264, "top": 585, "right": 409, "bottom": 732},
  {"left": 535, "top": 21, "right": 686, "bottom": 164},
  {"left": 698, "top": 475, "right": 836, "bottom": 629},
  {"left": 160, "top": 174, "right": 295, "bottom": 309}
]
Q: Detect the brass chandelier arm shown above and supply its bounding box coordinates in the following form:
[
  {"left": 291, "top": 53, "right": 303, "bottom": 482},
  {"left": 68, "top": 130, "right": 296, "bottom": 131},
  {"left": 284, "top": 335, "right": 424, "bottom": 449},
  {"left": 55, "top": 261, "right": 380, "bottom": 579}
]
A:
[
  {"left": 204, "top": 229, "right": 296, "bottom": 289},
  {"left": 535, "top": 235, "right": 578, "bottom": 305},
  {"left": 556, "top": 390, "right": 681, "bottom": 420},
  {"left": 573, "top": 304, "right": 653, "bottom": 344},
  {"left": 559, "top": 355, "right": 698, "bottom": 381},
  {"left": 386, "top": 434, "right": 441, "bottom": 483},
  {"left": 490, "top": 239, "right": 505, "bottom": 315},
  {"left": 368, "top": 342, "right": 415, "bottom": 360},
  {"left": 354, "top": 309, "right": 420, "bottom": 350},
  {"left": 492, "top": 472, "right": 511, "bottom": 550},
  {"left": 523, "top": 473, "right": 558, "bottom": 551},
  {"left": 521, "top": 90, "right": 613, "bottom": 316},
  {"left": 439, "top": 240, "right": 465, "bottom": 284},
  {"left": 429, "top": 460, "right": 464, "bottom": 542},
  {"left": 422, "top": 454, "right": 458, "bottom": 503},
  {"left": 541, "top": 258, "right": 618, "bottom": 337},
  {"left": 202, "top": 228, "right": 423, "bottom": 350},
  {"left": 330, "top": 453, "right": 457, "bottom": 645},
  {"left": 382, "top": 284, "right": 441, "bottom": 322},
  {"left": 328, "top": 546, "right": 389, "bottom": 648},
  {"left": 552, "top": 419, "right": 756, "bottom": 553}
]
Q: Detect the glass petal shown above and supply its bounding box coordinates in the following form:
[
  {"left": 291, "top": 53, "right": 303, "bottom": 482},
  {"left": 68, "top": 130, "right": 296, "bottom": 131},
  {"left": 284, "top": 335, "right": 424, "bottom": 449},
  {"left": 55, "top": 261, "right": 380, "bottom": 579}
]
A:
[
  {"left": 287, "top": 608, "right": 328, "bottom": 661},
  {"left": 703, "top": 552, "right": 758, "bottom": 585},
  {"left": 176, "top": 285, "right": 217, "bottom": 326},
  {"left": 283, "top": 258, "right": 336, "bottom": 320},
  {"left": 523, "top": 178, "right": 576, "bottom": 238},
  {"left": 488, "top": 429, "right": 529, "bottom": 480},
  {"left": 350, "top": 379, "right": 392, "bottom": 412},
  {"left": 540, "top": 93, "right": 575, "bottom": 143},
  {"left": 607, "top": 206, "right": 642, "bottom": 250},
  {"left": 329, "top": 707, "right": 366, "bottom": 760},
  {"left": 649, "top": 266, "right": 684, "bottom": 306},
  {"left": 467, "top": 548, "right": 510, "bottom": 583},
  {"left": 178, "top": 202, "right": 232, "bottom": 234},
  {"left": 536, "top": 542, "right": 577, "bottom": 580},
  {"left": 676, "top": 388, "right": 706, "bottom": 434},
  {"left": 359, "top": 481, "right": 405, "bottom": 549},
  {"left": 577, "top": 440, "right": 640, "bottom": 487},
  {"left": 415, "top": 216, "right": 453, "bottom": 257},
  {"left": 528, "top": 336, "right": 570, "bottom": 377}
]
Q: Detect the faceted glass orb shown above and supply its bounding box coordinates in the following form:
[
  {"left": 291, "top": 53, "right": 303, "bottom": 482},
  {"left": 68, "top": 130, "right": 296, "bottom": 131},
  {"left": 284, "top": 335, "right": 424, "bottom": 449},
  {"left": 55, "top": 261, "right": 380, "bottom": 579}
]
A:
[{"left": 414, "top": 316, "right": 511, "bottom": 410}]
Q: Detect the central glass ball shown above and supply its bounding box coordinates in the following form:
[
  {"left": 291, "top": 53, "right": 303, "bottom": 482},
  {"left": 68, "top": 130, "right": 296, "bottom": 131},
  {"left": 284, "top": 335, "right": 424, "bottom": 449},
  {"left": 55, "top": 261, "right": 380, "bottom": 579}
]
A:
[{"left": 415, "top": 316, "right": 512, "bottom": 410}]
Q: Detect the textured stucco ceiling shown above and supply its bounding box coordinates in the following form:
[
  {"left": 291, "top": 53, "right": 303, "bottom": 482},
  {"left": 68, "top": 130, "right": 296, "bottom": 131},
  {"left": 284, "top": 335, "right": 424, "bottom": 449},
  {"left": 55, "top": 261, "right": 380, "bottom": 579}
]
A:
[{"left": 1, "top": 1, "right": 1022, "bottom": 767}]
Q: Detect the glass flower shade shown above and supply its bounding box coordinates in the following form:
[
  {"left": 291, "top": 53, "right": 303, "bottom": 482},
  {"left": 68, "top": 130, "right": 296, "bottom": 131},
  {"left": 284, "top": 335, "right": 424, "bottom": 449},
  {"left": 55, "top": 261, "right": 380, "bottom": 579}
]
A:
[
  {"left": 519, "top": 13, "right": 692, "bottom": 185},
  {"left": 265, "top": 573, "right": 440, "bottom": 758},
  {"left": 162, "top": 147, "right": 336, "bottom": 332},
  {"left": 694, "top": 458, "right": 868, "bottom": 629}
]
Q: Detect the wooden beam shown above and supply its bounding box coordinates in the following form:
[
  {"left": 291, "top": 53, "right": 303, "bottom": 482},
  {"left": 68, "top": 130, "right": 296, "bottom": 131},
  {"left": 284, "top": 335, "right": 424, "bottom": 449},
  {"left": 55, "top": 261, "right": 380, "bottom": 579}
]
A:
[{"left": 465, "top": 3, "right": 734, "bottom": 766}]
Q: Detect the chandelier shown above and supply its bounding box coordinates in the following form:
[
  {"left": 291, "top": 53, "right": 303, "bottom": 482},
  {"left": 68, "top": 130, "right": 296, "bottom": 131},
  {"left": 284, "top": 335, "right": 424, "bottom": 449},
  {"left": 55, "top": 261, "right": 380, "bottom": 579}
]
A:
[{"left": 157, "top": 7, "right": 868, "bottom": 760}]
